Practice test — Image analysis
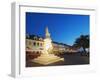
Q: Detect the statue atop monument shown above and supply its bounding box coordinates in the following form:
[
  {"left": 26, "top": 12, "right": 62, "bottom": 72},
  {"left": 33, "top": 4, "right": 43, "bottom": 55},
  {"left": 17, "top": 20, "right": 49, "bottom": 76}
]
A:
[
  {"left": 44, "top": 26, "right": 52, "bottom": 53},
  {"left": 45, "top": 26, "right": 51, "bottom": 39}
]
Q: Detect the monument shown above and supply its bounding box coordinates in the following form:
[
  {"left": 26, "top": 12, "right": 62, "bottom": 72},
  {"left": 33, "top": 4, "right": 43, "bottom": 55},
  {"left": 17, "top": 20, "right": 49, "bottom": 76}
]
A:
[{"left": 32, "top": 26, "right": 64, "bottom": 65}]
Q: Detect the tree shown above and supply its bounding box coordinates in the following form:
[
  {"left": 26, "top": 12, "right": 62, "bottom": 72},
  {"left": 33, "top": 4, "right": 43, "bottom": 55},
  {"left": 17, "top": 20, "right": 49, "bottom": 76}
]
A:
[{"left": 73, "top": 35, "right": 89, "bottom": 55}]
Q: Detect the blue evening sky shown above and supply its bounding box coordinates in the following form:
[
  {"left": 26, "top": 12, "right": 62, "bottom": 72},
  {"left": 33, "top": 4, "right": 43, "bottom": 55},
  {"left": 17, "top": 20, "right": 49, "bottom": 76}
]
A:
[{"left": 26, "top": 12, "right": 89, "bottom": 45}]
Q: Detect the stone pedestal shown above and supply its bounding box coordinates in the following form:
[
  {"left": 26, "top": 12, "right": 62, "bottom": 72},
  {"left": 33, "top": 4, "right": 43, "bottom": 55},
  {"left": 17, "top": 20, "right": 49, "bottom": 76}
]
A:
[{"left": 31, "top": 52, "right": 64, "bottom": 65}]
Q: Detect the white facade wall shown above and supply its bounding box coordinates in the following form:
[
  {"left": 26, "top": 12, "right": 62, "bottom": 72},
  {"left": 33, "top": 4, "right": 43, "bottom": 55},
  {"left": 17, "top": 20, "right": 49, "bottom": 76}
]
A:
[{"left": 26, "top": 39, "right": 44, "bottom": 53}]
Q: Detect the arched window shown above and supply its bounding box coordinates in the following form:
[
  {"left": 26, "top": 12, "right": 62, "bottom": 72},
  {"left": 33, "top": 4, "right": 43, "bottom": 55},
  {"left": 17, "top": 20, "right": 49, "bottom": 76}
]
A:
[
  {"left": 39, "top": 38, "right": 43, "bottom": 41},
  {"left": 37, "top": 51, "right": 39, "bottom": 54},
  {"left": 37, "top": 42, "right": 39, "bottom": 46},
  {"left": 33, "top": 42, "right": 36, "bottom": 46}
]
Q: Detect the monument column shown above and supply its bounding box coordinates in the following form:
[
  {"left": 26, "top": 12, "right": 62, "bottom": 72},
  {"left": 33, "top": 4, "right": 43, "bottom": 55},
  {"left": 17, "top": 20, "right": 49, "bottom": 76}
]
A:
[
  {"left": 32, "top": 26, "right": 64, "bottom": 65},
  {"left": 44, "top": 26, "right": 53, "bottom": 54}
]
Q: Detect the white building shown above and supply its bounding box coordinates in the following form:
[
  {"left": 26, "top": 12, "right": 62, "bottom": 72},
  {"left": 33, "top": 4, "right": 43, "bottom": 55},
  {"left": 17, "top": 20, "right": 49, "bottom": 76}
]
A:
[{"left": 26, "top": 36, "right": 44, "bottom": 54}]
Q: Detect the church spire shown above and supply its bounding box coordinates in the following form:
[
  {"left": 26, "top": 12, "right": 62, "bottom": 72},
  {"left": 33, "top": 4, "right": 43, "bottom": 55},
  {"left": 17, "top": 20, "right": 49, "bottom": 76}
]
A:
[{"left": 45, "top": 26, "right": 50, "bottom": 39}]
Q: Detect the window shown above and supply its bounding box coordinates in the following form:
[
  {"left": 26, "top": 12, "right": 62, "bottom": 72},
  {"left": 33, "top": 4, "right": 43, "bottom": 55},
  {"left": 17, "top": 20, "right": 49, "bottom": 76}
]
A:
[
  {"left": 37, "top": 42, "right": 39, "bottom": 46},
  {"left": 33, "top": 42, "right": 36, "bottom": 46}
]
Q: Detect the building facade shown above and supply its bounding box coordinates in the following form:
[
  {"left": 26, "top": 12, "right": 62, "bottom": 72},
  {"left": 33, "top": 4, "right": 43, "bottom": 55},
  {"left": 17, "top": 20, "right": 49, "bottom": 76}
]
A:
[
  {"left": 26, "top": 36, "right": 44, "bottom": 54},
  {"left": 26, "top": 36, "right": 71, "bottom": 54}
]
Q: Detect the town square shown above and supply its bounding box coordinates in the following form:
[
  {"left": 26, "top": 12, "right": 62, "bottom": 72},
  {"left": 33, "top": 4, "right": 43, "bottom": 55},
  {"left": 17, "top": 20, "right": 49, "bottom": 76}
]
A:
[{"left": 26, "top": 12, "right": 89, "bottom": 67}]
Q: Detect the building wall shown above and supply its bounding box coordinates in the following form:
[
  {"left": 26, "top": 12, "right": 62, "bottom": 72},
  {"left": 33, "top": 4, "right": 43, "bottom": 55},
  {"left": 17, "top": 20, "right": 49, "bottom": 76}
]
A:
[
  {"left": 26, "top": 21, "right": 76, "bottom": 54},
  {"left": 26, "top": 39, "right": 44, "bottom": 53},
  {"left": 52, "top": 43, "right": 66, "bottom": 51},
  {"left": 26, "top": 39, "right": 71, "bottom": 54}
]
